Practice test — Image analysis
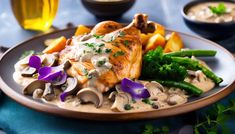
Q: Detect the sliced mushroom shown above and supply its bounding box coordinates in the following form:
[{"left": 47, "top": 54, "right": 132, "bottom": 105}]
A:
[
  {"left": 61, "top": 60, "right": 71, "bottom": 70},
  {"left": 62, "top": 77, "right": 79, "bottom": 95},
  {"left": 76, "top": 87, "right": 103, "bottom": 108},
  {"left": 42, "top": 54, "right": 58, "bottom": 67},
  {"left": 108, "top": 91, "right": 118, "bottom": 102},
  {"left": 110, "top": 92, "right": 132, "bottom": 112},
  {"left": 42, "top": 83, "right": 55, "bottom": 101},
  {"left": 32, "top": 88, "right": 44, "bottom": 99},
  {"left": 23, "top": 80, "right": 46, "bottom": 95},
  {"left": 21, "top": 66, "right": 37, "bottom": 77},
  {"left": 144, "top": 81, "right": 165, "bottom": 100}
]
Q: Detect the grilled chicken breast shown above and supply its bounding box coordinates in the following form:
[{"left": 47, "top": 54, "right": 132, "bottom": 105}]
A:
[{"left": 59, "top": 14, "right": 154, "bottom": 92}]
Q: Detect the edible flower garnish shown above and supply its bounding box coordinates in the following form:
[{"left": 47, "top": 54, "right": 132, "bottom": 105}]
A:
[
  {"left": 60, "top": 92, "right": 68, "bottom": 102},
  {"left": 38, "top": 65, "right": 67, "bottom": 85},
  {"left": 121, "top": 78, "right": 150, "bottom": 99},
  {"left": 29, "top": 55, "right": 41, "bottom": 71}
]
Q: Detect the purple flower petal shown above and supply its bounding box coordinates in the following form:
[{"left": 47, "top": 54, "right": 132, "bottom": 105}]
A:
[
  {"left": 29, "top": 55, "right": 41, "bottom": 70},
  {"left": 53, "top": 72, "right": 67, "bottom": 86},
  {"left": 38, "top": 66, "right": 52, "bottom": 79},
  {"left": 39, "top": 71, "right": 62, "bottom": 82},
  {"left": 121, "top": 78, "right": 150, "bottom": 99},
  {"left": 60, "top": 92, "right": 68, "bottom": 102},
  {"left": 38, "top": 65, "right": 67, "bottom": 85}
]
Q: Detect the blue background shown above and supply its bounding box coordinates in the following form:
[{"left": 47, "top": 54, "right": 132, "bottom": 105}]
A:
[{"left": 0, "top": 0, "right": 234, "bottom": 133}]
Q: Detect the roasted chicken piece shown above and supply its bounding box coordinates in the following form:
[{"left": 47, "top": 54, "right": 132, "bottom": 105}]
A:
[{"left": 59, "top": 14, "right": 155, "bottom": 93}]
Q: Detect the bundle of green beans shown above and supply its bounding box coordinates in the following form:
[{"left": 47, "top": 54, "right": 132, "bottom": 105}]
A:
[{"left": 143, "top": 48, "right": 223, "bottom": 96}]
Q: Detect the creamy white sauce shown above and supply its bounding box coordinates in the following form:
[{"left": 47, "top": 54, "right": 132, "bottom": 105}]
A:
[{"left": 187, "top": 2, "right": 235, "bottom": 23}]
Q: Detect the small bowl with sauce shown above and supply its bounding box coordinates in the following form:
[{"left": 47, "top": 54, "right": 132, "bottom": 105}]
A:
[
  {"left": 81, "top": 0, "right": 136, "bottom": 18},
  {"left": 182, "top": 0, "right": 235, "bottom": 39}
]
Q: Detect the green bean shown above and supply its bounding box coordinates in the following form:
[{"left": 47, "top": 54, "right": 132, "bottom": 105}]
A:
[
  {"left": 156, "top": 80, "right": 203, "bottom": 96},
  {"left": 165, "top": 50, "right": 216, "bottom": 57},
  {"left": 171, "top": 57, "right": 223, "bottom": 84}
]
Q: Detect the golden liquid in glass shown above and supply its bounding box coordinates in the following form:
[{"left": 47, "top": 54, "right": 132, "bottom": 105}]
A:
[{"left": 11, "top": 0, "right": 59, "bottom": 31}]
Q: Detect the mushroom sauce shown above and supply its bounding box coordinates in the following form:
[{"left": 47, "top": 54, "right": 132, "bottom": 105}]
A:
[{"left": 187, "top": 2, "right": 235, "bottom": 23}]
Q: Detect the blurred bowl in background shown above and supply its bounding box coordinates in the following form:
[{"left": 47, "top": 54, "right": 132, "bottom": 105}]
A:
[
  {"left": 182, "top": 0, "right": 235, "bottom": 39},
  {"left": 81, "top": 0, "right": 136, "bottom": 18}
]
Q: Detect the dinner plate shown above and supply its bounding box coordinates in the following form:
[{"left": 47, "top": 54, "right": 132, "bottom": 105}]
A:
[{"left": 0, "top": 28, "right": 234, "bottom": 121}]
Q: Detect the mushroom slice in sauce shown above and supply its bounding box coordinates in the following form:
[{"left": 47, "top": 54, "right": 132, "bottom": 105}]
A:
[
  {"left": 76, "top": 87, "right": 103, "bottom": 108},
  {"left": 110, "top": 92, "right": 132, "bottom": 112},
  {"left": 32, "top": 89, "right": 44, "bottom": 99},
  {"left": 62, "top": 77, "right": 79, "bottom": 95},
  {"left": 21, "top": 66, "right": 37, "bottom": 77},
  {"left": 42, "top": 83, "right": 55, "bottom": 101},
  {"left": 42, "top": 53, "right": 58, "bottom": 67},
  {"left": 61, "top": 60, "right": 72, "bottom": 70},
  {"left": 23, "top": 80, "right": 46, "bottom": 95}
]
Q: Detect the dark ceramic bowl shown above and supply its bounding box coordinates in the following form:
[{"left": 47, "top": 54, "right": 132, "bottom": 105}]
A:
[
  {"left": 81, "top": 0, "right": 136, "bottom": 18},
  {"left": 182, "top": 0, "right": 235, "bottom": 39}
]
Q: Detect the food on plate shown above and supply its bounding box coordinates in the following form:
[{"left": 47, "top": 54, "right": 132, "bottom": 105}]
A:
[
  {"left": 13, "top": 14, "right": 223, "bottom": 112},
  {"left": 187, "top": 2, "right": 235, "bottom": 23}
]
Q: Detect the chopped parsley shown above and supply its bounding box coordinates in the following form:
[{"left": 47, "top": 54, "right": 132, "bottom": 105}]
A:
[
  {"left": 209, "top": 3, "right": 227, "bottom": 15},
  {"left": 98, "top": 60, "right": 106, "bottom": 67},
  {"left": 113, "top": 51, "right": 125, "bottom": 57},
  {"left": 124, "top": 40, "right": 130, "bottom": 46},
  {"left": 108, "top": 36, "right": 116, "bottom": 42},
  {"left": 84, "top": 43, "right": 95, "bottom": 48},
  {"left": 98, "top": 43, "right": 105, "bottom": 47},
  {"left": 124, "top": 104, "right": 132, "bottom": 110},
  {"left": 132, "top": 99, "right": 136, "bottom": 103},
  {"left": 95, "top": 48, "right": 102, "bottom": 54},
  {"left": 93, "top": 34, "right": 104, "bottom": 39},
  {"left": 82, "top": 68, "right": 93, "bottom": 79},
  {"left": 105, "top": 48, "right": 112, "bottom": 53},
  {"left": 20, "top": 50, "right": 35, "bottom": 60},
  {"left": 82, "top": 68, "right": 88, "bottom": 75},
  {"left": 118, "top": 31, "right": 126, "bottom": 37},
  {"left": 142, "top": 98, "right": 154, "bottom": 105}
]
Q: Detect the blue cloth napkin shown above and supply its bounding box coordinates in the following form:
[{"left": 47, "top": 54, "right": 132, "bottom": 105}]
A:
[{"left": 0, "top": 92, "right": 234, "bottom": 134}]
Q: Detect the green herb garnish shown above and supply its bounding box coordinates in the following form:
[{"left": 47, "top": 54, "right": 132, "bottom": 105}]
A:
[
  {"left": 98, "top": 43, "right": 105, "bottom": 47},
  {"left": 113, "top": 51, "right": 125, "bottom": 57},
  {"left": 209, "top": 3, "right": 227, "bottom": 15},
  {"left": 98, "top": 60, "right": 106, "bottom": 67},
  {"left": 82, "top": 68, "right": 88, "bottom": 75},
  {"left": 105, "top": 48, "right": 112, "bottom": 53},
  {"left": 142, "top": 124, "right": 169, "bottom": 134},
  {"left": 124, "top": 40, "right": 130, "bottom": 46},
  {"left": 124, "top": 104, "right": 132, "bottom": 110},
  {"left": 20, "top": 50, "right": 35, "bottom": 59},
  {"left": 142, "top": 98, "right": 154, "bottom": 105},
  {"left": 132, "top": 99, "right": 136, "bottom": 103},
  {"left": 84, "top": 43, "right": 95, "bottom": 48},
  {"left": 142, "top": 98, "right": 235, "bottom": 134},
  {"left": 95, "top": 48, "right": 102, "bottom": 54},
  {"left": 118, "top": 31, "right": 126, "bottom": 37},
  {"left": 93, "top": 34, "right": 104, "bottom": 39}
]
